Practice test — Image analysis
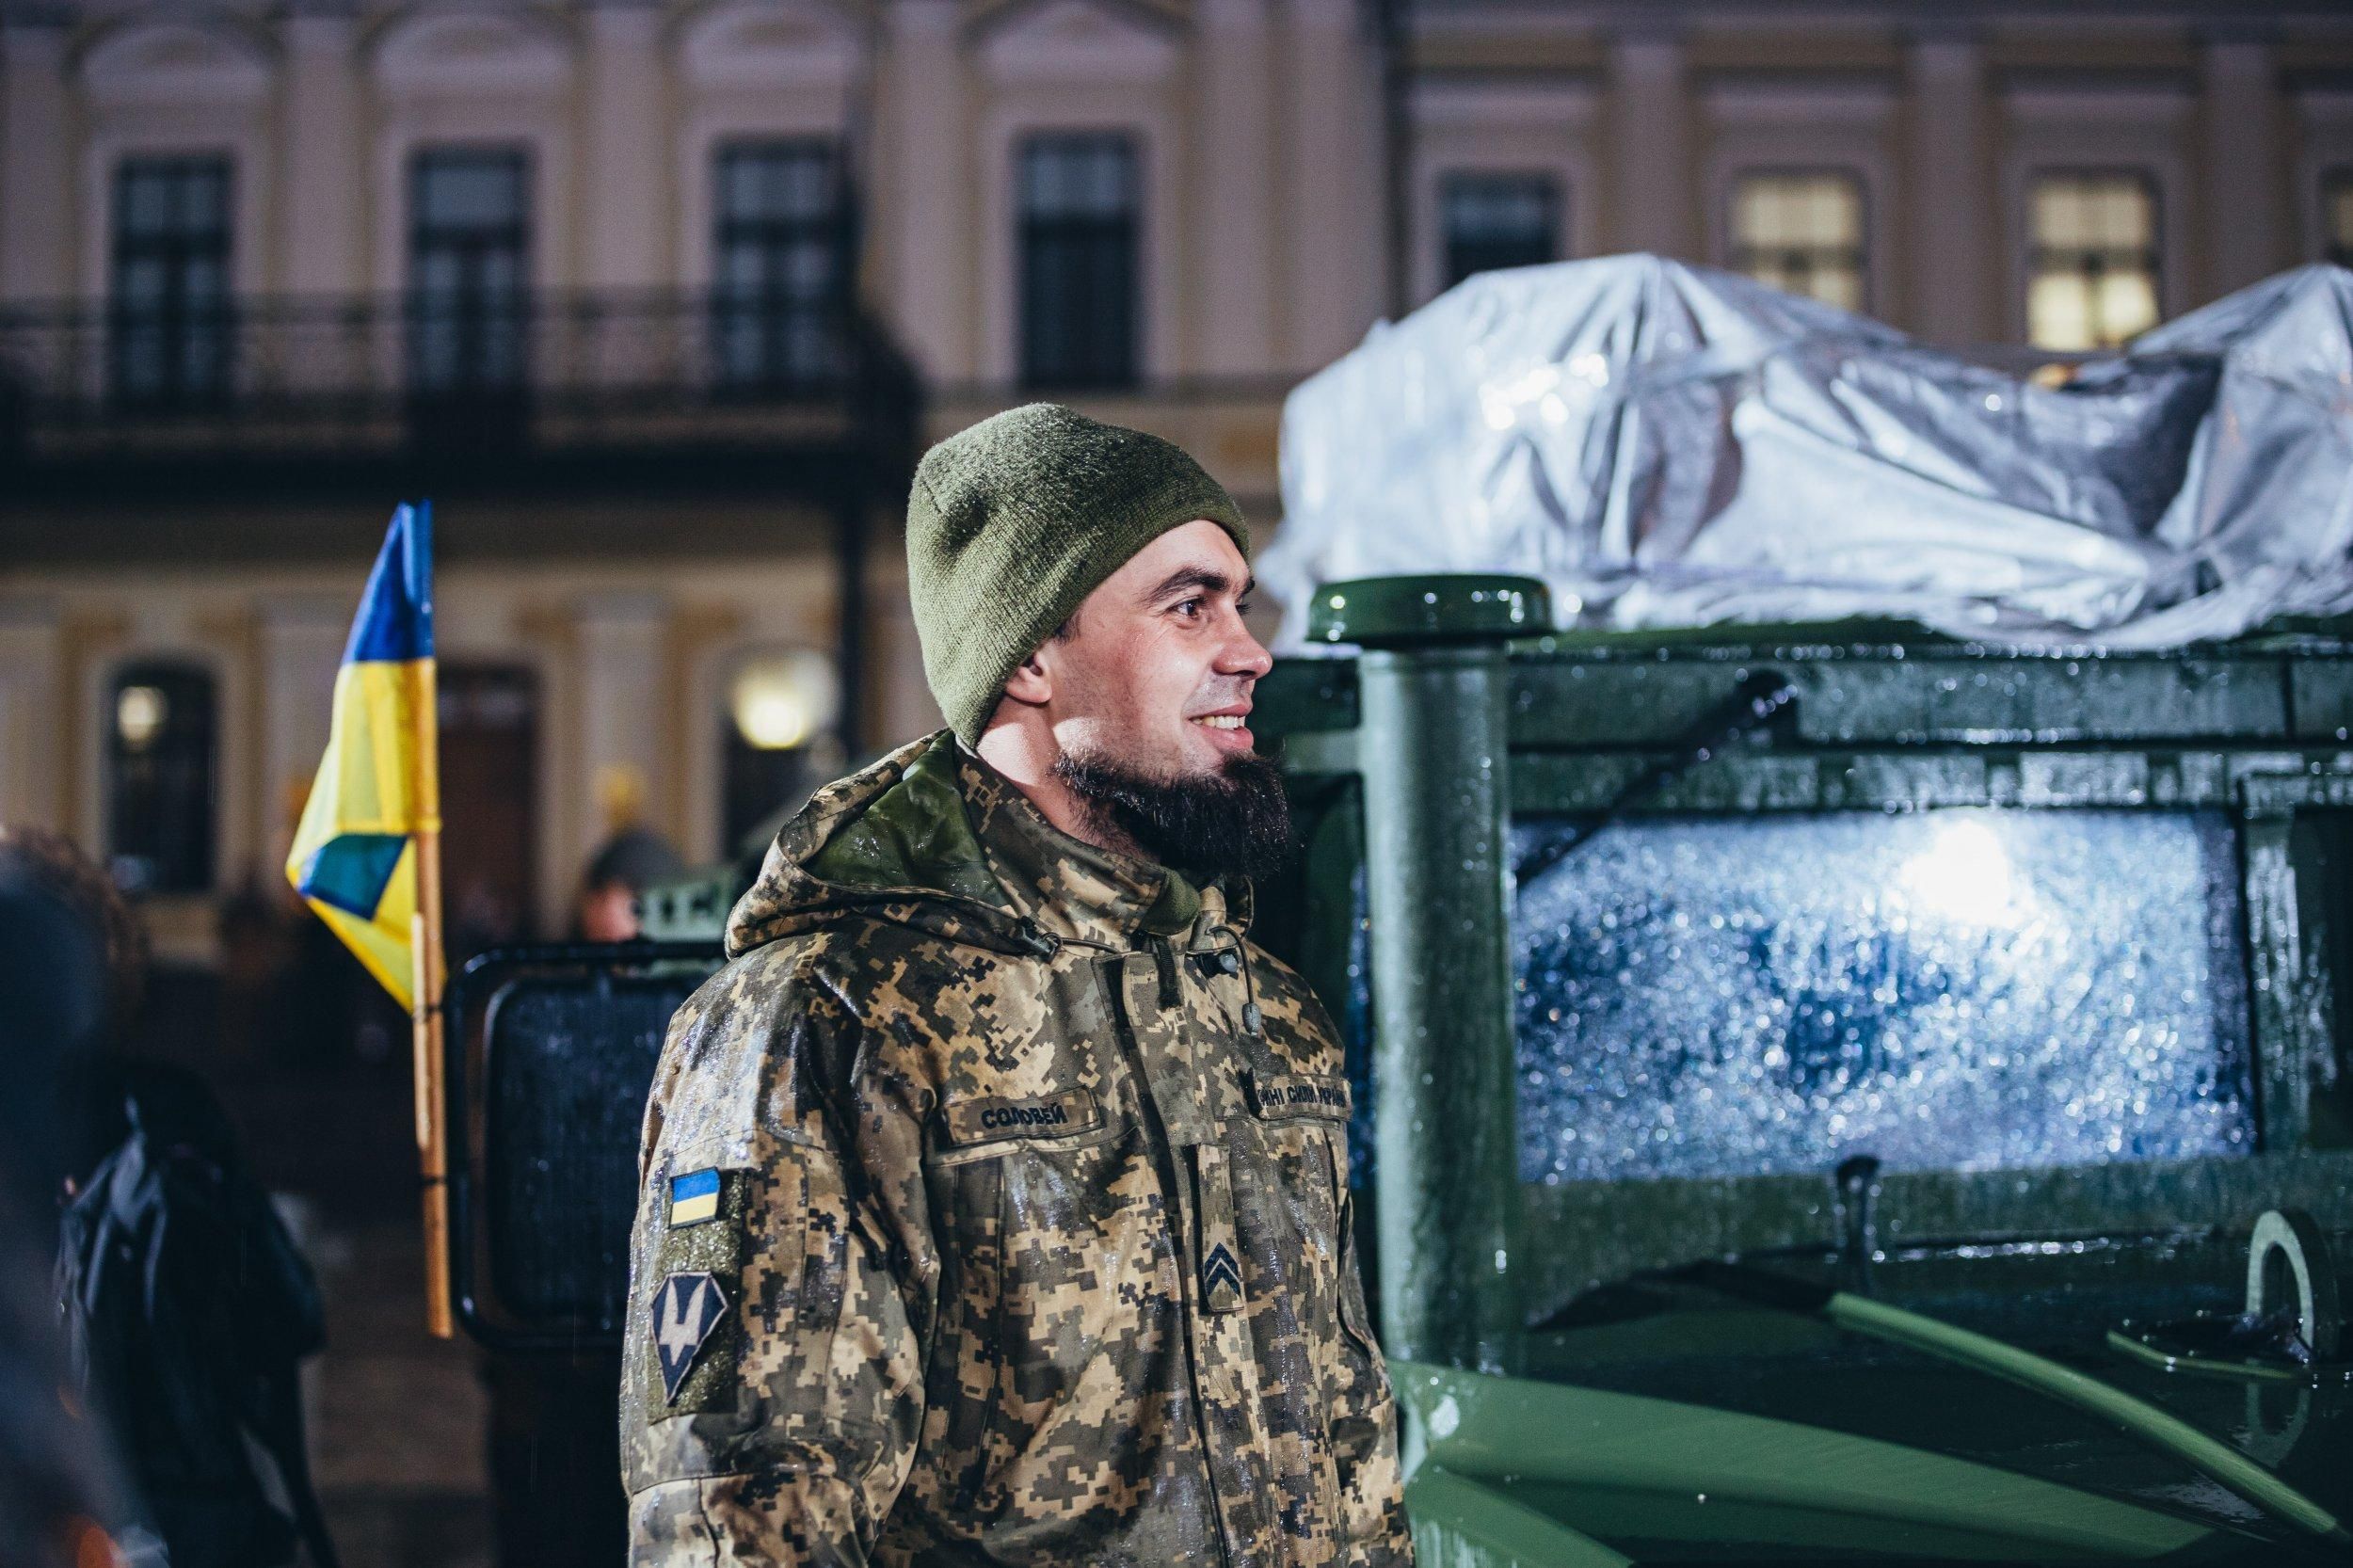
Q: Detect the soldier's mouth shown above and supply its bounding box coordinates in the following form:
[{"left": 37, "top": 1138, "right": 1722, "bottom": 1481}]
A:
[{"left": 1188, "top": 710, "right": 1256, "bottom": 753}]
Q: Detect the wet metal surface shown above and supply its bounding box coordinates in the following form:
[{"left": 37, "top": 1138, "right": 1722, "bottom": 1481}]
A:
[
  {"left": 1511, "top": 808, "right": 2255, "bottom": 1183},
  {"left": 1356, "top": 640, "right": 1526, "bottom": 1371},
  {"left": 1527, "top": 1233, "right": 2353, "bottom": 1549}
]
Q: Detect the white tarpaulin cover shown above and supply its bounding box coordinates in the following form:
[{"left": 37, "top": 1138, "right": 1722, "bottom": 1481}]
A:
[{"left": 1264, "top": 255, "right": 2353, "bottom": 649}]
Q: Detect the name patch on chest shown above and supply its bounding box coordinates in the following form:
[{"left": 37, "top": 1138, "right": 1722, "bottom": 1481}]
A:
[
  {"left": 1245, "top": 1071, "right": 1353, "bottom": 1122},
  {"left": 942, "top": 1087, "right": 1103, "bottom": 1146}
]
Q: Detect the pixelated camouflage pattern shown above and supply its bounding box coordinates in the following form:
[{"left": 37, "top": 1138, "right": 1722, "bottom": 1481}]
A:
[{"left": 620, "top": 730, "right": 1412, "bottom": 1567}]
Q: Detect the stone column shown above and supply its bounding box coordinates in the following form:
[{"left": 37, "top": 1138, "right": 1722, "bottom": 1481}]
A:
[
  {"left": 573, "top": 593, "right": 673, "bottom": 860},
  {"left": 0, "top": 602, "right": 62, "bottom": 830},
  {"left": 2201, "top": 38, "right": 2281, "bottom": 301},
  {"left": 581, "top": 2, "right": 668, "bottom": 292},
  {"left": 1195, "top": 0, "right": 1276, "bottom": 376},
  {"left": 280, "top": 13, "right": 365, "bottom": 296},
  {"left": 1609, "top": 32, "right": 1694, "bottom": 260},
  {"left": 1285, "top": 0, "right": 1382, "bottom": 371},
  {"left": 883, "top": 0, "right": 971, "bottom": 381},
  {"left": 1, "top": 23, "right": 73, "bottom": 302},
  {"left": 1907, "top": 35, "right": 1993, "bottom": 345},
  {"left": 257, "top": 598, "right": 350, "bottom": 872}
]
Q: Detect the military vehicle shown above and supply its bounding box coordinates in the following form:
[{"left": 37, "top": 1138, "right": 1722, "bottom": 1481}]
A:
[{"left": 442, "top": 570, "right": 2353, "bottom": 1564}]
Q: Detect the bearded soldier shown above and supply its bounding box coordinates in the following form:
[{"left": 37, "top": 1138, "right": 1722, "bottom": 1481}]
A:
[{"left": 620, "top": 404, "right": 1413, "bottom": 1566}]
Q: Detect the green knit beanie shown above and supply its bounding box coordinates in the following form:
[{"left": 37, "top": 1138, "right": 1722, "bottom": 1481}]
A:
[{"left": 906, "top": 403, "right": 1251, "bottom": 744}]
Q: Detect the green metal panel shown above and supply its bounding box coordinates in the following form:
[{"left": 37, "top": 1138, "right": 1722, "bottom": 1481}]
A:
[
  {"left": 1254, "top": 606, "right": 2353, "bottom": 1339},
  {"left": 1318, "top": 576, "right": 1548, "bottom": 1376},
  {"left": 1402, "top": 1470, "right": 1631, "bottom": 1568},
  {"left": 1392, "top": 1360, "right": 2225, "bottom": 1560},
  {"left": 1519, "top": 1150, "right": 2353, "bottom": 1317},
  {"left": 1506, "top": 645, "right": 2297, "bottom": 749}
]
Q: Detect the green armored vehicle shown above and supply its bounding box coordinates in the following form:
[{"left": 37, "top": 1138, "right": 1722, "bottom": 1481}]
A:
[
  {"left": 1217, "top": 256, "right": 2353, "bottom": 1563},
  {"left": 1244, "top": 579, "right": 2353, "bottom": 1565},
  {"left": 447, "top": 257, "right": 2353, "bottom": 1562}
]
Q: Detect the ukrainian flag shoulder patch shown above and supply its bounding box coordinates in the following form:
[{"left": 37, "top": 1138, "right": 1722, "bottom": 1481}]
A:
[{"left": 668, "top": 1168, "right": 722, "bottom": 1227}]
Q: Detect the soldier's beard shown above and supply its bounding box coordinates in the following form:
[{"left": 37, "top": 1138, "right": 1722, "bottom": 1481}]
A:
[{"left": 1050, "top": 747, "right": 1293, "bottom": 884}]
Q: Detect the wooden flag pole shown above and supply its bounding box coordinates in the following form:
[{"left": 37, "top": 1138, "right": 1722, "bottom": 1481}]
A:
[{"left": 409, "top": 660, "right": 454, "bottom": 1339}]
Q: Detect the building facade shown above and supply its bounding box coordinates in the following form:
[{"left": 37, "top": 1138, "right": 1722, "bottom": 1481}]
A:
[{"left": 5, "top": 0, "right": 2353, "bottom": 961}]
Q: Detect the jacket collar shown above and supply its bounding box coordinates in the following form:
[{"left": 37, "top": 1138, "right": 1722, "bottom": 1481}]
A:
[{"left": 956, "top": 744, "right": 1250, "bottom": 950}]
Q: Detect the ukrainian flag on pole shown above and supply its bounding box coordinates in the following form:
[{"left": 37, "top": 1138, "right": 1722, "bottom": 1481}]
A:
[{"left": 286, "top": 502, "right": 440, "bottom": 1011}]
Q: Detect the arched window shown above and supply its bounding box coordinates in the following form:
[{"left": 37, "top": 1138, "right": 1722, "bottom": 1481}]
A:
[
  {"left": 1018, "top": 134, "right": 1141, "bottom": 390},
  {"left": 107, "top": 662, "right": 216, "bottom": 894},
  {"left": 1441, "top": 171, "right": 1562, "bottom": 289},
  {"left": 720, "top": 648, "right": 840, "bottom": 856},
  {"left": 109, "top": 155, "right": 234, "bottom": 410},
  {"left": 712, "top": 139, "right": 844, "bottom": 392},
  {"left": 2026, "top": 170, "right": 2160, "bottom": 350},
  {"left": 2322, "top": 169, "right": 2353, "bottom": 268},
  {"left": 1728, "top": 169, "right": 1867, "bottom": 312}
]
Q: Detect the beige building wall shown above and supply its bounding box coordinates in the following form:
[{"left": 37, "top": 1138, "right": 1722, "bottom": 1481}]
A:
[{"left": 1, "top": 5, "right": 2349, "bottom": 340}]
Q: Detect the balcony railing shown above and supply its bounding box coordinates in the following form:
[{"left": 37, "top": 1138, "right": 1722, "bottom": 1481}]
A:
[{"left": 0, "top": 287, "right": 920, "bottom": 471}]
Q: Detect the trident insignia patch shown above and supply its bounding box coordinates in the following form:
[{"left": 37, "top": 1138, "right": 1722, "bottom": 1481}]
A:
[{"left": 652, "top": 1272, "right": 732, "bottom": 1403}]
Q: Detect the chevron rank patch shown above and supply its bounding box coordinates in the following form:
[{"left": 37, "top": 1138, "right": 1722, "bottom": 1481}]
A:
[
  {"left": 1201, "top": 1241, "right": 1243, "bottom": 1314},
  {"left": 651, "top": 1272, "right": 732, "bottom": 1404}
]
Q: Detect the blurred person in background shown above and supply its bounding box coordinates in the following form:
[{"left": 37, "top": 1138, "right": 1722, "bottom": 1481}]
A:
[
  {"left": 575, "top": 827, "right": 685, "bottom": 943},
  {"left": 1, "top": 825, "right": 338, "bottom": 1568},
  {"left": 0, "top": 824, "right": 138, "bottom": 1568},
  {"left": 0, "top": 824, "right": 145, "bottom": 1225}
]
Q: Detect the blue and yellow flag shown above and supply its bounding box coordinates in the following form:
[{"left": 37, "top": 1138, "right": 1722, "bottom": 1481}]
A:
[{"left": 286, "top": 503, "right": 439, "bottom": 1011}]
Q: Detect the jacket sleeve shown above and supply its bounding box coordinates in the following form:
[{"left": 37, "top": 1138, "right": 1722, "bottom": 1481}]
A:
[
  {"left": 1336, "top": 1196, "right": 1416, "bottom": 1566},
  {"left": 1298, "top": 983, "right": 1416, "bottom": 1567},
  {"left": 620, "top": 955, "right": 936, "bottom": 1566}
]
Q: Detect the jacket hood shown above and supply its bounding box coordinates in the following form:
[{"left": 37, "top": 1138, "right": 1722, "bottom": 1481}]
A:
[{"left": 723, "top": 730, "right": 1238, "bottom": 961}]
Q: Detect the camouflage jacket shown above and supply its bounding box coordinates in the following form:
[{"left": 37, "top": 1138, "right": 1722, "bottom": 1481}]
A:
[{"left": 621, "top": 731, "right": 1412, "bottom": 1567}]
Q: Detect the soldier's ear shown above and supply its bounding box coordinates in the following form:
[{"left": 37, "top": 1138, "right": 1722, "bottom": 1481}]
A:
[{"left": 1001, "top": 648, "right": 1054, "bottom": 707}]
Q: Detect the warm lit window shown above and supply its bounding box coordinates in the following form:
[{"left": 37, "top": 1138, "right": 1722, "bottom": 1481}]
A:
[
  {"left": 107, "top": 663, "right": 216, "bottom": 895},
  {"left": 109, "top": 156, "right": 232, "bottom": 408},
  {"left": 2325, "top": 170, "right": 2353, "bottom": 269},
  {"left": 722, "top": 648, "right": 840, "bottom": 854},
  {"left": 2027, "top": 172, "right": 2160, "bottom": 351},
  {"left": 712, "top": 140, "right": 841, "bottom": 391},
  {"left": 408, "top": 148, "right": 531, "bottom": 393},
  {"left": 1728, "top": 171, "right": 1866, "bottom": 312},
  {"left": 1441, "top": 172, "right": 1561, "bottom": 288},
  {"left": 1018, "top": 134, "right": 1140, "bottom": 390}
]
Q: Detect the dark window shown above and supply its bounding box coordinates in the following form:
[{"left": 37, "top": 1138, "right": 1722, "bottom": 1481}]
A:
[
  {"left": 1019, "top": 134, "right": 1140, "bottom": 390},
  {"left": 712, "top": 141, "right": 843, "bottom": 392},
  {"left": 107, "top": 663, "right": 216, "bottom": 895},
  {"left": 438, "top": 664, "right": 539, "bottom": 957},
  {"left": 2027, "top": 171, "right": 2160, "bottom": 350},
  {"left": 1441, "top": 172, "right": 1560, "bottom": 288},
  {"left": 108, "top": 156, "right": 233, "bottom": 409},
  {"left": 408, "top": 148, "right": 531, "bottom": 394},
  {"left": 2325, "top": 170, "right": 2353, "bottom": 269},
  {"left": 1729, "top": 170, "right": 1866, "bottom": 312}
]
